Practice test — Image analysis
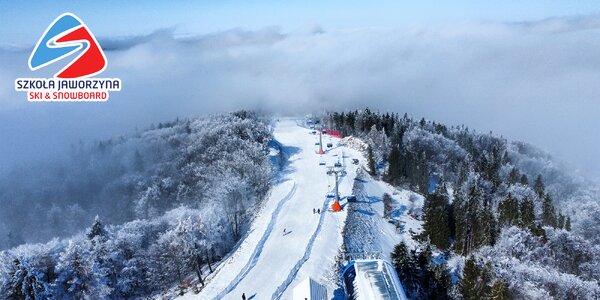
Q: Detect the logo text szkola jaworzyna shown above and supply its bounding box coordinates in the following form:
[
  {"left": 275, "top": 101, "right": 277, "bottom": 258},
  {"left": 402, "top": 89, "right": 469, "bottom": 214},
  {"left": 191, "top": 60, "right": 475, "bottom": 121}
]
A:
[{"left": 15, "top": 13, "right": 120, "bottom": 101}]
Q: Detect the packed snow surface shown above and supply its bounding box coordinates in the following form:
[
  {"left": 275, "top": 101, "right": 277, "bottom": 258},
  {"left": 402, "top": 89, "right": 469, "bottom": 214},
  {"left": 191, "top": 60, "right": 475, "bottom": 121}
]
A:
[
  {"left": 181, "top": 119, "right": 362, "bottom": 299},
  {"left": 178, "top": 119, "right": 422, "bottom": 300}
]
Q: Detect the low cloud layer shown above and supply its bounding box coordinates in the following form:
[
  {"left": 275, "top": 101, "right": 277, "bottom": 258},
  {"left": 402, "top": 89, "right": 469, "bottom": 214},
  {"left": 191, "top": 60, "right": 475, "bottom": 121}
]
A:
[{"left": 1, "top": 17, "right": 599, "bottom": 177}]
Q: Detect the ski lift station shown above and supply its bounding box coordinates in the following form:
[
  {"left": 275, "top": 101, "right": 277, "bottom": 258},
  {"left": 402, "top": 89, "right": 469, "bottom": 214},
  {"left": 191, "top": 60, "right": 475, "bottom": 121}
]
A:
[
  {"left": 342, "top": 259, "right": 408, "bottom": 300},
  {"left": 293, "top": 277, "right": 327, "bottom": 300}
]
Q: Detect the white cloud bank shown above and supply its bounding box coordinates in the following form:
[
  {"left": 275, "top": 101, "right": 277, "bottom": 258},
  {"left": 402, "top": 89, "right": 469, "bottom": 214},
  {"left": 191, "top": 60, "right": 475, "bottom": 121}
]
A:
[{"left": 1, "top": 17, "right": 600, "bottom": 176}]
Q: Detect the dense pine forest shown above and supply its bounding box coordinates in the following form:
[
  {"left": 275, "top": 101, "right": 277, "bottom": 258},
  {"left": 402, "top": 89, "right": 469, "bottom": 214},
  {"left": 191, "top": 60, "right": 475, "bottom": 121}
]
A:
[{"left": 325, "top": 109, "right": 600, "bottom": 299}]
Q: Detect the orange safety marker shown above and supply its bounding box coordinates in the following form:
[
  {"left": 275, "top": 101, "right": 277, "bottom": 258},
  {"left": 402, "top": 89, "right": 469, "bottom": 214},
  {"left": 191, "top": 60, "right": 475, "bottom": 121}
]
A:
[{"left": 332, "top": 200, "right": 342, "bottom": 212}]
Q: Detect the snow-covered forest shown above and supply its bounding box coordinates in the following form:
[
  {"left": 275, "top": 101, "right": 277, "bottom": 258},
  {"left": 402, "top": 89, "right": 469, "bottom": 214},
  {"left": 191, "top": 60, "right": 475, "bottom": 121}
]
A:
[
  {"left": 1, "top": 108, "right": 599, "bottom": 299},
  {"left": 326, "top": 109, "right": 600, "bottom": 299},
  {"left": 0, "top": 111, "right": 273, "bottom": 299}
]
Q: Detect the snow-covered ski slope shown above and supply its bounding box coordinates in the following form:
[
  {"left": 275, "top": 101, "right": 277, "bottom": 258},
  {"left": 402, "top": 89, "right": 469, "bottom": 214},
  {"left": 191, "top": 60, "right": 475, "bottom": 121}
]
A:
[
  {"left": 178, "top": 119, "right": 424, "bottom": 300},
  {"left": 182, "top": 119, "right": 362, "bottom": 300}
]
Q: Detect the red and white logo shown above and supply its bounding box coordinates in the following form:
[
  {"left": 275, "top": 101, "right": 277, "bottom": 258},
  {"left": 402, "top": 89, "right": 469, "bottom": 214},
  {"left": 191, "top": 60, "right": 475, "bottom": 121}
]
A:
[{"left": 15, "top": 13, "right": 121, "bottom": 102}]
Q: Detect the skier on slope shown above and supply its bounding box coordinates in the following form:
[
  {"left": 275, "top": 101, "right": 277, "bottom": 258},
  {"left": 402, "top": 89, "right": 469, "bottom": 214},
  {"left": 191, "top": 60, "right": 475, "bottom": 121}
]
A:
[{"left": 242, "top": 293, "right": 246, "bottom": 300}]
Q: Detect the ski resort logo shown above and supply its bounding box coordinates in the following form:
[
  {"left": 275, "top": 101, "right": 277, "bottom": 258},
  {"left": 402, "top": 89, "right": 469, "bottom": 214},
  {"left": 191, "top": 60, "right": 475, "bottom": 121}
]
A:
[
  {"left": 14, "top": 13, "right": 121, "bottom": 101},
  {"left": 29, "top": 13, "right": 106, "bottom": 78}
]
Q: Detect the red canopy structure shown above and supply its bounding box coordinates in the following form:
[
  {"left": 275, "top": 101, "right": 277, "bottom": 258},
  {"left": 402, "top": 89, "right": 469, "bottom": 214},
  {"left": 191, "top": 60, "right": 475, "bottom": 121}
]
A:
[{"left": 326, "top": 129, "right": 343, "bottom": 139}]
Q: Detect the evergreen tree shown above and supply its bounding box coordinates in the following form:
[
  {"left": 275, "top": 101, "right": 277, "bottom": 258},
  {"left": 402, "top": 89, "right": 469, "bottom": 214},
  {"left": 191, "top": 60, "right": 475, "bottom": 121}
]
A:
[
  {"left": 489, "top": 280, "right": 511, "bottom": 300},
  {"left": 87, "top": 216, "right": 114, "bottom": 291},
  {"left": 387, "top": 145, "right": 401, "bottom": 184},
  {"left": 417, "top": 245, "right": 432, "bottom": 274},
  {"left": 415, "top": 245, "right": 433, "bottom": 296},
  {"left": 455, "top": 181, "right": 485, "bottom": 255},
  {"left": 480, "top": 204, "right": 497, "bottom": 246},
  {"left": 391, "top": 242, "right": 414, "bottom": 291},
  {"left": 429, "top": 264, "right": 451, "bottom": 300},
  {"left": 529, "top": 223, "right": 548, "bottom": 240},
  {"left": 4, "top": 258, "right": 25, "bottom": 300},
  {"left": 367, "top": 145, "right": 376, "bottom": 176},
  {"left": 423, "top": 181, "right": 451, "bottom": 250},
  {"left": 507, "top": 167, "right": 520, "bottom": 185},
  {"left": 565, "top": 216, "right": 572, "bottom": 231},
  {"left": 391, "top": 242, "right": 410, "bottom": 272},
  {"left": 557, "top": 213, "right": 566, "bottom": 229},
  {"left": 501, "top": 150, "right": 510, "bottom": 165},
  {"left": 406, "top": 150, "right": 419, "bottom": 189},
  {"left": 487, "top": 146, "right": 502, "bottom": 187},
  {"left": 417, "top": 151, "right": 429, "bottom": 195},
  {"left": 541, "top": 194, "right": 558, "bottom": 228},
  {"left": 520, "top": 196, "right": 535, "bottom": 230},
  {"left": 455, "top": 162, "right": 469, "bottom": 189},
  {"left": 459, "top": 257, "right": 486, "bottom": 300},
  {"left": 519, "top": 174, "right": 529, "bottom": 185},
  {"left": 87, "top": 216, "right": 108, "bottom": 242},
  {"left": 498, "top": 193, "right": 519, "bottom": 226},
  {"left": 533, "top": 174, "right": 545, "bottom": 197},
  {"left": 453, "top": 189, "right": 467, "bottom": 255},
  {"left": 2, "top": 256, "right": 54, "bottom": 299},
  {"left": 392, "top": 242, "right": 448, "bottom": 299}
]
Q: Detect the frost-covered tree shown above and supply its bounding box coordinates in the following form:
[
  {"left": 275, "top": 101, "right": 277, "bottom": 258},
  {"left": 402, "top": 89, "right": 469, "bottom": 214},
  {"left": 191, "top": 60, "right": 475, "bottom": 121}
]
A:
[
  {"left": 116, "top": 257, "right": 148, "bottom": 298},
  {"left": 0, "top": 112, "right": 272, "bottom": 250},
  {"left": 383, "top": 193, "right": 393, "bottom": 219},
  {"left": 53, "top": 241, "right": 110, "bottom": 299},
  {"left": 1, "top": 258, "right": 51, "bottom": 300},
  {"left": 477, "top": 227, "right": 600, "bottom": 299},
  {"left": 172, "top": 216, "right": 211, "bottom": 287},
  {"left": 327, "top": 108, "right": 600, "bottom": 298}
]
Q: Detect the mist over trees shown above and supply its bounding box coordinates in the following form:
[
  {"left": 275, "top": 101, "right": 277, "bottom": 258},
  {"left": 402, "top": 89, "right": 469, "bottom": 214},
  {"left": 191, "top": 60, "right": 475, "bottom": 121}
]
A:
[
  {"left": 1, "top": 108, "right": 598, "bottom": 298},
  {"left": 0, "top": 112, "right": 272, "bottom": 250},
  {"left": 326, "top": 108, "right": 600, "bottom": 298},
  {"left": 0, "top": 112, "right": 274, "bottom": 299}
]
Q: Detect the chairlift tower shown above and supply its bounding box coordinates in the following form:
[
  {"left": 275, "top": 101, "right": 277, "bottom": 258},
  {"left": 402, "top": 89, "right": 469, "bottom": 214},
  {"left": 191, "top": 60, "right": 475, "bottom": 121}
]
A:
[
  {"left": 327, "top": 164, "right": 346, "bottom": 212},
  {"left": 318, "top": 126, "right": 324, "bottom": 154}
]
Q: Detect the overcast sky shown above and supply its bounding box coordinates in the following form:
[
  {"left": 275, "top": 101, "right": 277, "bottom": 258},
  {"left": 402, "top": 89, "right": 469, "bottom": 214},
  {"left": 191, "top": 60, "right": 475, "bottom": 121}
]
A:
[{"left": 0, "top": 1, "right": 599, "bottom": 178}]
